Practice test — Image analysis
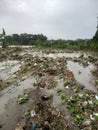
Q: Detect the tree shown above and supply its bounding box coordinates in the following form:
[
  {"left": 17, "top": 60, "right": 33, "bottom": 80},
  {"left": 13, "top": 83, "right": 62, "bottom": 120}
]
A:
[
  {"left": 93, "top": 17, "right": 98, "bottom": 41},
  {"left": 0, "top": 28, "right": 7, "bottom": 48},
  {"left": 93, "top": 30, "right": 98, "bottom": 41}
]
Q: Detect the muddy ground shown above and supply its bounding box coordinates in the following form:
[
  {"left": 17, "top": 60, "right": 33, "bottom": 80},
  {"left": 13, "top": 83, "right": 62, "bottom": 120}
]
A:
[{"left": 0, "top": 47, "right": 98, "bottom": 130}]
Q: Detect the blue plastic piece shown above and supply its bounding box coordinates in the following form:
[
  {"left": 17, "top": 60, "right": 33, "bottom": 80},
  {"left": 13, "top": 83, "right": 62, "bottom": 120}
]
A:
[{"left": 31, "top": 124, "right": 37, "bottom": 130}]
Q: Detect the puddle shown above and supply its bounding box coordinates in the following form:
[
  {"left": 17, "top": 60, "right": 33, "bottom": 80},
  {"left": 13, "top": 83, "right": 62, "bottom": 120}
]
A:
[
  {"left": 20, "top": 50, "right": 40, "bottom": 57},
  {"left": 42, "top": 52, "right": 82, "bottom": 58},
  {"left": 9, "top": 45, "right": 33, "bottom": 48},
  {"left": 19, "top": 47, "right": 98, "bottom": 60},
  {"left": 0, "top": 60, "right": 19, "bottom": 70},
  {"left": 0, "top": 77, "right": 35, "bottom": 115},
  {"left": 0, "top": 76, "right": 35, "bottom": 130},
  {"left": 0, "top": 60, "right": 21, "bottom": 80},
  {"left": 48, "top": 78, "right": 64, "bottom": 106},
  {"left": 67, "top": 61, "right": 97, "bottom": 92},
  {"left": 20, "top": 49, "right": 89, "bottom": 59}
]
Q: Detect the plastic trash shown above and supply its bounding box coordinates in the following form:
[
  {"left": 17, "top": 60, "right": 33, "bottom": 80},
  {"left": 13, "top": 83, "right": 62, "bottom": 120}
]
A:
[
  {"left": 31, "top": 124, "right": 37, "bottom": 130},
  {"left": 95, "top": 95, "right": 98, "bottom": 100},
  {"left": 31, "top": 110, "right": 36, "bottom": 117},
  {"left": 94, "top": 113, "right": 98, "bottom": 118}
]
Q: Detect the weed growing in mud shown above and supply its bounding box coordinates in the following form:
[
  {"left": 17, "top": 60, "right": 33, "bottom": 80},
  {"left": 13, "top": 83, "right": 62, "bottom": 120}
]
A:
[
  {"left": 58, "top": 88, "right": 98, "bottom": 129},
  {"left": 17, "top": 95, "right": 29, "bottom": 104},
  {"left": 57, "top": 89, "right": 64, "bottom": 95},
  {"left": 56, "top": 71, "right": 98, "bottom": 129},
  {"left": 64, "top": 77, "right": 75, "bottom": 87}
]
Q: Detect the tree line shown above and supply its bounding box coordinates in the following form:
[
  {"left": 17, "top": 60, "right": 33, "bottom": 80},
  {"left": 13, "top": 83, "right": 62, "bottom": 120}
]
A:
[
  {"left": 0, "top": 28, "right": 98, "bottom": 50},
  {"left": 4, "top": 33, "right": 47, "bottom": 45}
]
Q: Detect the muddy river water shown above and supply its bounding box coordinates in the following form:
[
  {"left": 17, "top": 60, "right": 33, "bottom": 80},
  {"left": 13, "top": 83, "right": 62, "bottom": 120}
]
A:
[
  {"left": 0, "top": 48, "right": 98, "bottom": 129},
  {"left": 67, "top": 61, "right": 97, "bottom": 92}
]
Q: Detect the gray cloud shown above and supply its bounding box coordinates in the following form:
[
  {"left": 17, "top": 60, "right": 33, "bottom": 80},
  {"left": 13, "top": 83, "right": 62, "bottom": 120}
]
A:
[{"left": 0, "top": 0, "right": 98, "bottom": 39}]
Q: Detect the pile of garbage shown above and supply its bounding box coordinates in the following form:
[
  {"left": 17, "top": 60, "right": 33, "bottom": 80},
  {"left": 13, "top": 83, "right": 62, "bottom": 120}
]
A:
[{"left": 15, "top": 89, "right": 67, "bottom": 130}]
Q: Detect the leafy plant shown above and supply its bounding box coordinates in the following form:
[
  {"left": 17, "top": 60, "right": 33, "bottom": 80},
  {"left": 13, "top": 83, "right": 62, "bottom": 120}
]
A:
[
  {"left": 61, "top": 95, "right": 67, "bottom": 103},
  {"left": 57, "top": 89, "right": 63, "bottom": 95},
  {"left": 18, "top": 97, "right": 29, "bottom": 104}
]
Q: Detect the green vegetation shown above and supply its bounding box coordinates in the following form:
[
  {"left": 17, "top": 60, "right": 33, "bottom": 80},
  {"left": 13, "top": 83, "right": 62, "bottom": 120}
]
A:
[
  {"left": 5, "top": 33, "right": 47, "bottom": 45},
  {"left": 0, "top": 27, "right": 98, "bottom": 51},
  {"left": 3, "top": 34, "right": 97, "bottom": 51},
  {"left": 18, "top": 97, "right": 29, "bottom": 104},
  {"left": 4, "top": 34, "right": 98, "bottom": 51},
  {"left": 0, "top": 28, "right": 7, "bottom": 48}
]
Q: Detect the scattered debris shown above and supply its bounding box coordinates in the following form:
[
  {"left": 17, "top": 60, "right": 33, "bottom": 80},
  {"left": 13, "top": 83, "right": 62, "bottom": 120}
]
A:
[
  {"left": 31, "top": 110, "right": 36, "bottom": 117},
  {"left": 0, "top": 47, "right": 98, "bottom": 130}
]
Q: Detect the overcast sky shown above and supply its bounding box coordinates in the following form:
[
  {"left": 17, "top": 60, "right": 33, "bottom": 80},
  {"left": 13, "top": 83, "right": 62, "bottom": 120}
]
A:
[{"left": 0, "top": 0, "right": 98, "bottom": 40}]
